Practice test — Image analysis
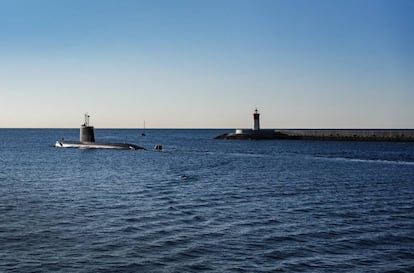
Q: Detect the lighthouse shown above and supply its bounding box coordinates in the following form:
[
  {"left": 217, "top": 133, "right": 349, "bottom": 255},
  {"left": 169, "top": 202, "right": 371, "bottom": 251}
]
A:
[{"left": 253, "top": 108, "right": 260, "bottom": 130}]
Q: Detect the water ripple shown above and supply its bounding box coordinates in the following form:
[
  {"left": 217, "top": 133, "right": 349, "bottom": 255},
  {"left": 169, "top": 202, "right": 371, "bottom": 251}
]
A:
[{"left": 1, "top": 130, "right": 413, "bottom": 272}]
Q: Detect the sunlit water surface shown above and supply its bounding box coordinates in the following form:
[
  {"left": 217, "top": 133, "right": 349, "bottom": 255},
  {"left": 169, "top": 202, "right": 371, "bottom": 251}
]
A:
[{"left": 1, "top": 129, "right": 413, "bottom": 272}]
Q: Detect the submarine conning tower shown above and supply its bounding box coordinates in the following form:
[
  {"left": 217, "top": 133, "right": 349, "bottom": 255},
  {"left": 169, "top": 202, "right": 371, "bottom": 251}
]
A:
[
  {"left": 253, "top": 108, "right": 260, "bottom": 130},
  {"left": 80, "top": 113, "right": 95, "bottom": 142}
]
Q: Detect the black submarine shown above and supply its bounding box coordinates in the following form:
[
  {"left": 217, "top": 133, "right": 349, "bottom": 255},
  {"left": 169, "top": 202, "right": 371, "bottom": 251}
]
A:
[{"left": 55, "top": 114, "right": 145, "bottom": 150}]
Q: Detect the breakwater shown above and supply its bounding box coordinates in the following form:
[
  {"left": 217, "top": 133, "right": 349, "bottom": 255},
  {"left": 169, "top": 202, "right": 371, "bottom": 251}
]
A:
[{"left": 215, "top": 129, "right": 414, "bottom": 141}]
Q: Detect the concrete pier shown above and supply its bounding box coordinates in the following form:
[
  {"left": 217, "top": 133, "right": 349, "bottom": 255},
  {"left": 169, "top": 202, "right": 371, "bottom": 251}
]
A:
[
  {"left": 215, "top": 109, "right": 414, "bottom": 142},
  {"left": 215, "top": 129, "right": 414, "bottom": 141}
]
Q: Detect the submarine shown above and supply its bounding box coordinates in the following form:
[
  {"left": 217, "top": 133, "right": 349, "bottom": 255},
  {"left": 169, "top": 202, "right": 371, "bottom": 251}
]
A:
[{"left": 55, "top": 114, "right": 145, "bottom": 150}]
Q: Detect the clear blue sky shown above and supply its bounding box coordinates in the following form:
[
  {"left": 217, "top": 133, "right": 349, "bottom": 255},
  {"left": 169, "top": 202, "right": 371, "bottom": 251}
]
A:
[{"left": 0, "top": 0, "right": 413, "bottom": 128}]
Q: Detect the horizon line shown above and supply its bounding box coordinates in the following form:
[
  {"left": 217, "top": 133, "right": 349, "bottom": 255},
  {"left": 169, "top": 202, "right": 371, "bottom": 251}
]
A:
[{"left": 1, "top": 127, "right": 414, "bottom": 130}]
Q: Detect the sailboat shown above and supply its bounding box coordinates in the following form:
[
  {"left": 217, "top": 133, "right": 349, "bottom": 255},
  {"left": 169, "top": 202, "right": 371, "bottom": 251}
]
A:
[{"left": 141, "top": 121, "right": 146, "bottom": 136}]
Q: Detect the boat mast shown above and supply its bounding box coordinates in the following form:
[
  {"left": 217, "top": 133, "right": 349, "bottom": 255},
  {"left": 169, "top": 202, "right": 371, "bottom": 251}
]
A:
[{"left": 142, "top": 120, "right": 146, "bottom": 136}]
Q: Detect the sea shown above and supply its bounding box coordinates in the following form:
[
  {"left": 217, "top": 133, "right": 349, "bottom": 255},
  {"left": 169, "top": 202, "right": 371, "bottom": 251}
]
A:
[{"left": 1, "top": 129, "right": 413, "bottom": 272}]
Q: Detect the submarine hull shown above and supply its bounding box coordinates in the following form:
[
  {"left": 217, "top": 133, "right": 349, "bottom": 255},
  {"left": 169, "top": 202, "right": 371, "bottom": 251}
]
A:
[{"left": 55, "top": 141, "right": 144, "bottom": 150}]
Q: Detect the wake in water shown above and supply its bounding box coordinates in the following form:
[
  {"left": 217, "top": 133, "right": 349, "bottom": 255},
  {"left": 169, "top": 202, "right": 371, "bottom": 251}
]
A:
[{"left": 313, "top": 155, "right": 414, "bottom": 165}]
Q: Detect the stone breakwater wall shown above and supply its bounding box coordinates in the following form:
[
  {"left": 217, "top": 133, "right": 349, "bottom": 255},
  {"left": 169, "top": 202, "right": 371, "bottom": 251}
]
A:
[
  {"left": 278, "top": 129, "right": 414, "bottom": 141},
  {"left": 215, "top": 129, "right": 414, "bottom": 141}
]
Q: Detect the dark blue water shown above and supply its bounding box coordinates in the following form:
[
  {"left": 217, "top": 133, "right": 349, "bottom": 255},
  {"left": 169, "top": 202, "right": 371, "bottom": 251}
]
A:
[{"left": 1, "top": 129, "right": 413, "bottom": 272}]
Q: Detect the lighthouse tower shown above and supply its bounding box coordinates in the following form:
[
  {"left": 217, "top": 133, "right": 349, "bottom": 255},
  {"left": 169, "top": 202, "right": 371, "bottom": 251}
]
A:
[{"left": 253, "top": 108, "right": 260, "bottom": 131}]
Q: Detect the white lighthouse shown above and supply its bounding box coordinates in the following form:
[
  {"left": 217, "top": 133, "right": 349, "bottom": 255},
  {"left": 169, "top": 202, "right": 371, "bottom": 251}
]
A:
[{"left": 253, "top": 108, "right": 260, "bottom": 130}]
